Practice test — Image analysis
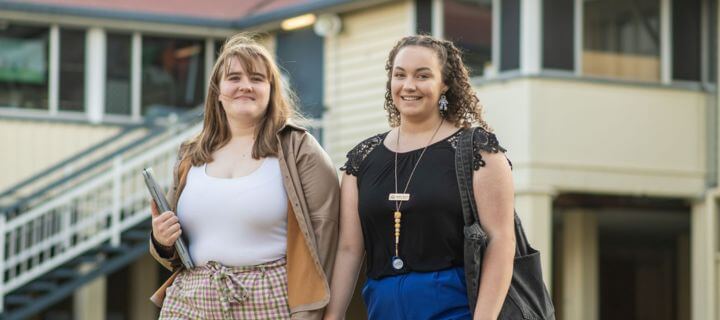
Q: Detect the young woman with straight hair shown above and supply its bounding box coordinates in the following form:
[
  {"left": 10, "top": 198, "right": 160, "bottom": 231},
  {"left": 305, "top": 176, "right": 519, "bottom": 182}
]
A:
[{"left": 149, "top": 33, "right": 339, "bottom": 320}]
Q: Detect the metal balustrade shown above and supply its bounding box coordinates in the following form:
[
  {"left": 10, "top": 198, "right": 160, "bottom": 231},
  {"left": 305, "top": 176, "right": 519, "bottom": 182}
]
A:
[
  {"left": 0, "top": 113, "right": 324, "bottom": 317},
  {"left": 0, "top": 122, "right": 201, "bottom": 313}
]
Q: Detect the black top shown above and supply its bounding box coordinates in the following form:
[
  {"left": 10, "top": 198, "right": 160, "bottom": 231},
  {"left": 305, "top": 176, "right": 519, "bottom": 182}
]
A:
[{"left": 341, "top": 127, "right": 508, "bottom": 279}]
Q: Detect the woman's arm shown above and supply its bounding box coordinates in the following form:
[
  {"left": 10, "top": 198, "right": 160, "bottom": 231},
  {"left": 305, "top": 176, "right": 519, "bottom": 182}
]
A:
[
  {"left": 148, "top": 200, "right": 181, "bottom": 271},
  {"left": 472, "top": 150, "right": 516, "bottom": 320},
  {"left": 295, "top": 133, "right": 341, "bottom": 277},
  {"left": 323, "top": 174, "right": 365, "bottom": 320}
]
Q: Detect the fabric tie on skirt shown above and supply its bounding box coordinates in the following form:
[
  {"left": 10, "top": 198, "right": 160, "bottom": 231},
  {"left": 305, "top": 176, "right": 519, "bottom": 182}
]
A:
[
  {"left": 159, "top": 258, "right": 290, "bottom": 319},
  {"left": 206, "top": 261, "right": 250, "bottom": 315}
]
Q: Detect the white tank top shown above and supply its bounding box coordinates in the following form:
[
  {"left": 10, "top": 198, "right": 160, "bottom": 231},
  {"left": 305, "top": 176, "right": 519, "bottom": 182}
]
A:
[{"left": 176, "top": 157, "right": 288, "bottom": 267}]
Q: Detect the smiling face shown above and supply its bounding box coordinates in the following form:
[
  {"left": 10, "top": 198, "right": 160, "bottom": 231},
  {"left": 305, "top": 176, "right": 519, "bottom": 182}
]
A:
[
  {"left": 390, "top": 45, "right": 448, "bottom": 121},
  {"left": 217, "top": 56, "right": 271, "bottom": 123}
]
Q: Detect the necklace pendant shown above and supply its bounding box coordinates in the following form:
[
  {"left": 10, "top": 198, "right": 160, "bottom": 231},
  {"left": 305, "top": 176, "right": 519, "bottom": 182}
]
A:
[
  {"left": 392, "top": 256, "right": 404, "bottom": 270},
  {"left": 389, "top": 193, "right": 410, "bottom": 201}
]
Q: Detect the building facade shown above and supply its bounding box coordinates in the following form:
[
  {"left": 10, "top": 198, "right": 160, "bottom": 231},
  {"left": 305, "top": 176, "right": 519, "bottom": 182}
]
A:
[{"left": 0, "top": 0, "right": 717, "bottom": 319}]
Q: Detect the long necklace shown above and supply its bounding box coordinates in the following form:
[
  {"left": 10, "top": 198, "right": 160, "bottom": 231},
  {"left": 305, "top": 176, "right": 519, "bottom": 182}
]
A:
[{"left": 389, "top": 118, "right": 445, "bottom": 270}]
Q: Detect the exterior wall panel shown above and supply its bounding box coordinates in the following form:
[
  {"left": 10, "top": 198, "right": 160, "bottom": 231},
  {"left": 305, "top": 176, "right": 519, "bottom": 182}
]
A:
[
  {"left": 476, "top": 78, "right": 706, "bottom": 197},
  {"left": 0, "top": 119, "right": 123, "bottom": 191},
  {"left": 324, "top": 1, "right": 413, "bottom": 165}
]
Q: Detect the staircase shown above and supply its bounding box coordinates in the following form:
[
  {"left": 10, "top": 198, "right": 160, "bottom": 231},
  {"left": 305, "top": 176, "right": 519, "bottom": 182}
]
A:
[{"left": 0, "top": 111, "right": 202, "bottom": 319}]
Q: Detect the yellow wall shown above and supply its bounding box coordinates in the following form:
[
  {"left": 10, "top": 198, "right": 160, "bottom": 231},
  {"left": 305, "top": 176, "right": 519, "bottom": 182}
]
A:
[
  {"left": 0, "top": 119, "right": 124, "bottom": 191},
  {"left": 324, "top": 0, "right": 413, "bottom": 166},
  {"left": 476, "top": 78, "right": 707, "bottom": 197}
]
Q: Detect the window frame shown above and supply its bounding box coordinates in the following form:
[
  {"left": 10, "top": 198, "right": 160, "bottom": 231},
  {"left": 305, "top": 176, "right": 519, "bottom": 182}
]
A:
[
  {"left": 573, "top": 0, "right": 672, "bottom": 84},
  {"left": 433, "top": 0, "right": 498, "bottom": 77},
  {"left": 0, "top": 21, "right": 222, "bottom": 124},
  {"left": 434, "top": 0, "right": 710, "bottom": 86}
]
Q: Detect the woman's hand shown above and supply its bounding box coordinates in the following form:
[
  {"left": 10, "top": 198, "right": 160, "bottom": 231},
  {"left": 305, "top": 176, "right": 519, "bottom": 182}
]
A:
[
  {"left": 323, "top": 174, "right": 365, "bottom": 320},
  {"left": 150, "top": 200, "right": 182, "bottom": 247}
]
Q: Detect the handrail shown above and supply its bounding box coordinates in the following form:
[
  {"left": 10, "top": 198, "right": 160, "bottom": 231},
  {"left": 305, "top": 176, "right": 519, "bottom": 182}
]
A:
[
  {"left": 0, "top": 121, "right": 203, "bottom": 311},
  {"left": 0, "top": 108, "right": 203, "bottom": 216},
  {"left": 0, "top": 124, "right": 143, "bottom": 199}
]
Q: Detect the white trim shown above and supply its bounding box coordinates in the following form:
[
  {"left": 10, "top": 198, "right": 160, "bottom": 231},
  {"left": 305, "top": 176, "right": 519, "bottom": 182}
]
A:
[
  {"left": 0, "top": 214, "right": 6, "bottom": 313},
  {"left": 409, "top": 0, "right": 417, "bottom": 35},
  {"left": 491, "top": 0, "right": 501, "bottom": 77},
  {"left": 205, "top": 38, "right": 215, "bottom": 99},
  {"left": 49, "top": 24, "right": 60, "bottom": 115},
  {"left": 85, "top": 27, "right": 106, "bottom": 123},
  {"left": 111, "top": 157, "right": 122, "bottom": 246},
  {"left": 520, "top": 0, "right": 542, "bottom": 74},
  {"left": 661, "top": 0, "right": 672, "bottom": 84},
  {"left": 431, "top": 0, "right": 443, "bottom": 38},
  {"left": 573, "top": 0, "right": 585, "bottom": 76},
  {"left": 574, "top": 0, "right": 583, "bottom": 76},
  {"left": 0, "top": 11, "right": 238, "bottom": 38},
  {"left": 701, "top": 0, "right": 710, "bottom": 84},
  {"left": 0, "top": 108, "right": 141, "bottom": 124},
  {"left": 131, "top": 32, "right": 142, "bottom": 121}
]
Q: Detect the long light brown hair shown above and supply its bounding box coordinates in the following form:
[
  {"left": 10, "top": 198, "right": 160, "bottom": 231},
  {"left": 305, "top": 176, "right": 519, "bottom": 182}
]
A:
[
  {"left": 182, "top": 33, "right": 298, "bottom": 167},
  {"left": 384, "top": 35, "right": 490, "bottom": 130}
]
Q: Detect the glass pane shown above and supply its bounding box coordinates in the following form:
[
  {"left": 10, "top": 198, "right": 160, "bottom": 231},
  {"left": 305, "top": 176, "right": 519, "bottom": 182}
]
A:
[
  {"left": 500, "top": 0, "right": 520, "bottom": 71},
  {"left": 672, "top": 0, "right": 700, "bottom": 81},
  {"left": 276, "top": 28, "right": 323, "bottom": 119},
  {"left": 710, "top": 0, "right": 717, "bottom": 83},
  {"left": 583, "top": 0, "right": 661, "bottom": 82},
  {"left": 543, "top": 0, "right": 575, "bottom": 70},
  {"left": 106, "top": 33, "right": 131, "bottom": 115},
  {"left": 416, "top": 0, "right": 432, "bottom": 35},
  {"left": 0, "top": 24, "right": 49, "bottom": 110},
  {"left": 141, "top": 36, "right": 205, "bottom": 115},
  {"left": 59, "top": 29, "right": 86, "bottom": 111},
  {"left": 444, "top": 0, "right": 492, "bottom": 76},
  {"left": 215, "top": 39, "right": 223, "bottom": 60}
]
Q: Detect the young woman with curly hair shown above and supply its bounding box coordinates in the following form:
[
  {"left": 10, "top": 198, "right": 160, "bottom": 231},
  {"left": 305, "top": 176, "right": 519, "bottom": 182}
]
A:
[{"left": 324, "top": 35, "right": 515, "bottom": 320}]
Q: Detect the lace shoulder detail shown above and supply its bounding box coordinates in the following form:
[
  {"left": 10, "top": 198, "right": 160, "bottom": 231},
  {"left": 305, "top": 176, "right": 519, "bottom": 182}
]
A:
[
  {"left": 339, "top": 133, "right": 387, "bottom": 176},
  {"left": 448, "top": 127, "right": 510, "bottom": 170}
]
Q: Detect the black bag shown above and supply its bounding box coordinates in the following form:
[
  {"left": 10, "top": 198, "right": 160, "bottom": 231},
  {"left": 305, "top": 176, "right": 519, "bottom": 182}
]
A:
[{"left": 455, "top": 128, "right": 555, "bottom": 320}]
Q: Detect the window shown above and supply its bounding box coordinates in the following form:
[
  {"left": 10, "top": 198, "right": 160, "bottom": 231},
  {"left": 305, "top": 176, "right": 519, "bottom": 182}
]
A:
[
  {"left": 500, "top": 0, "right": 520, "bottom": 71},
  {"left": 709, "top": 0, "right": 717, "bottom": 83},
  {"left": 416, "top": 0, "right": 432, "bottom": 34},
  {"left": 106, "top": 33, "right": 131, "bottom": 115},
  {"left": 141, "top": 36, "right": 205, "bottom": 115},
  {"left": 59, "top": 29, "right": 85, "bottom": 111},
  {"left": 543, "top": 0, "right": 575, "bottom": 71},
  {"left": 276, "top": 28, "right": 324, "bottom": 141},
  {"left": 672, "top": 0, "right": 701, "bottom": 81},
  {"left": 443, "top": 0, "right": 493, "bottom": 76},
  {"left": 276, "top": 29, "right": 323, "bottom": 112},
  {"left": 583, "top": 0, "right": 661, "bottom": 82},
  {"left": 215, "top": 39, "right": 224, "bottom": 60},
  {"left": 0, "top": 24, "right": 49, "bottom": 110}
]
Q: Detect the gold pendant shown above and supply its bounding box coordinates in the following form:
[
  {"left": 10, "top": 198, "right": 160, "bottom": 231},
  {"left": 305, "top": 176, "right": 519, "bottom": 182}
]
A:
[{"left": 389, "top": 193, "right": 410, "bottom": 201}]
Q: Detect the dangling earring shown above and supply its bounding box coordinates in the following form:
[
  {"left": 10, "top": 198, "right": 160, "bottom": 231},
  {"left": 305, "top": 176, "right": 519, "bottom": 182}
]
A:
[{"left": 439, "top": 94, "right": 448, "bottom": 112}]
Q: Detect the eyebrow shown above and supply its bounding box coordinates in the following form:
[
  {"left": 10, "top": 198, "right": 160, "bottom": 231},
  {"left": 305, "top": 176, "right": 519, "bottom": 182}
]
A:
[
  {"left": 225, "top": 71, "right": 267, "bottom": 77},
  {"left": 394, "top": 66, "right": 433, "bottom": 73}
]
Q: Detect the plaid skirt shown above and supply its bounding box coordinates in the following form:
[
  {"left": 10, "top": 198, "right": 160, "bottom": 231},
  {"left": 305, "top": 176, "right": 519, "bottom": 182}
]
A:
[{"left": 159, "top": 258, "right": 290, "bottom": 320}]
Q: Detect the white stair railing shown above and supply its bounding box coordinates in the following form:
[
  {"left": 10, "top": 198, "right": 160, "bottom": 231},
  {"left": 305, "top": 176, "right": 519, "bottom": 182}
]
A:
[{"left": 0, "top": 123, "right": 201, "bottom": 313}]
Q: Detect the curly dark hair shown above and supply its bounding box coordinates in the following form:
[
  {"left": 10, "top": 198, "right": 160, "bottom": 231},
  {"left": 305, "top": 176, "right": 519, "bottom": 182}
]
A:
[{"left": 384, "top": 35, "right": 490, "bottom": 130}]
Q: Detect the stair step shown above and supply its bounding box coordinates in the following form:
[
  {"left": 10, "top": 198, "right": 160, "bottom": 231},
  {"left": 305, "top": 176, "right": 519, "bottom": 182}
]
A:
[
  {"left": 5, "top": 294, "right": 34, "bottom": 306},
  {"left": 47, "top": 268, "right": 76, "bottom": 280},
  {"left": 123, "top": 230, "right": 149, "bottom": 241},
  {"left": 22, "top": 280, "right": 58, "bottom": 293},
  {"left": 101, "top": 244, "right": 130, "bottom": 254},
  {"left": 66, "top": 254, "right": 101, "bottom": 267}
]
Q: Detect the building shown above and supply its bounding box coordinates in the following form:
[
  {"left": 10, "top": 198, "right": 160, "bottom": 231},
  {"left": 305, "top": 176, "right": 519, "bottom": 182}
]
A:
[{"left": 0, "top": 0, "right": 717, "bottom": 319}]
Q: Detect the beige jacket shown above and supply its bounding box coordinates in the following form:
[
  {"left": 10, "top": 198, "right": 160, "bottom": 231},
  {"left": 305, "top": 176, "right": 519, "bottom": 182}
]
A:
[{"left": 149, "top": 123, "right": 340, "bottom": 320}]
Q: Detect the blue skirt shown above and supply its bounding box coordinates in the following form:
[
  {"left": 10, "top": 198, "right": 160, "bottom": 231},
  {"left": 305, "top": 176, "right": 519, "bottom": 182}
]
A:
[{"left": 361, "top": 267, "right": 472, "bottom": 320}]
